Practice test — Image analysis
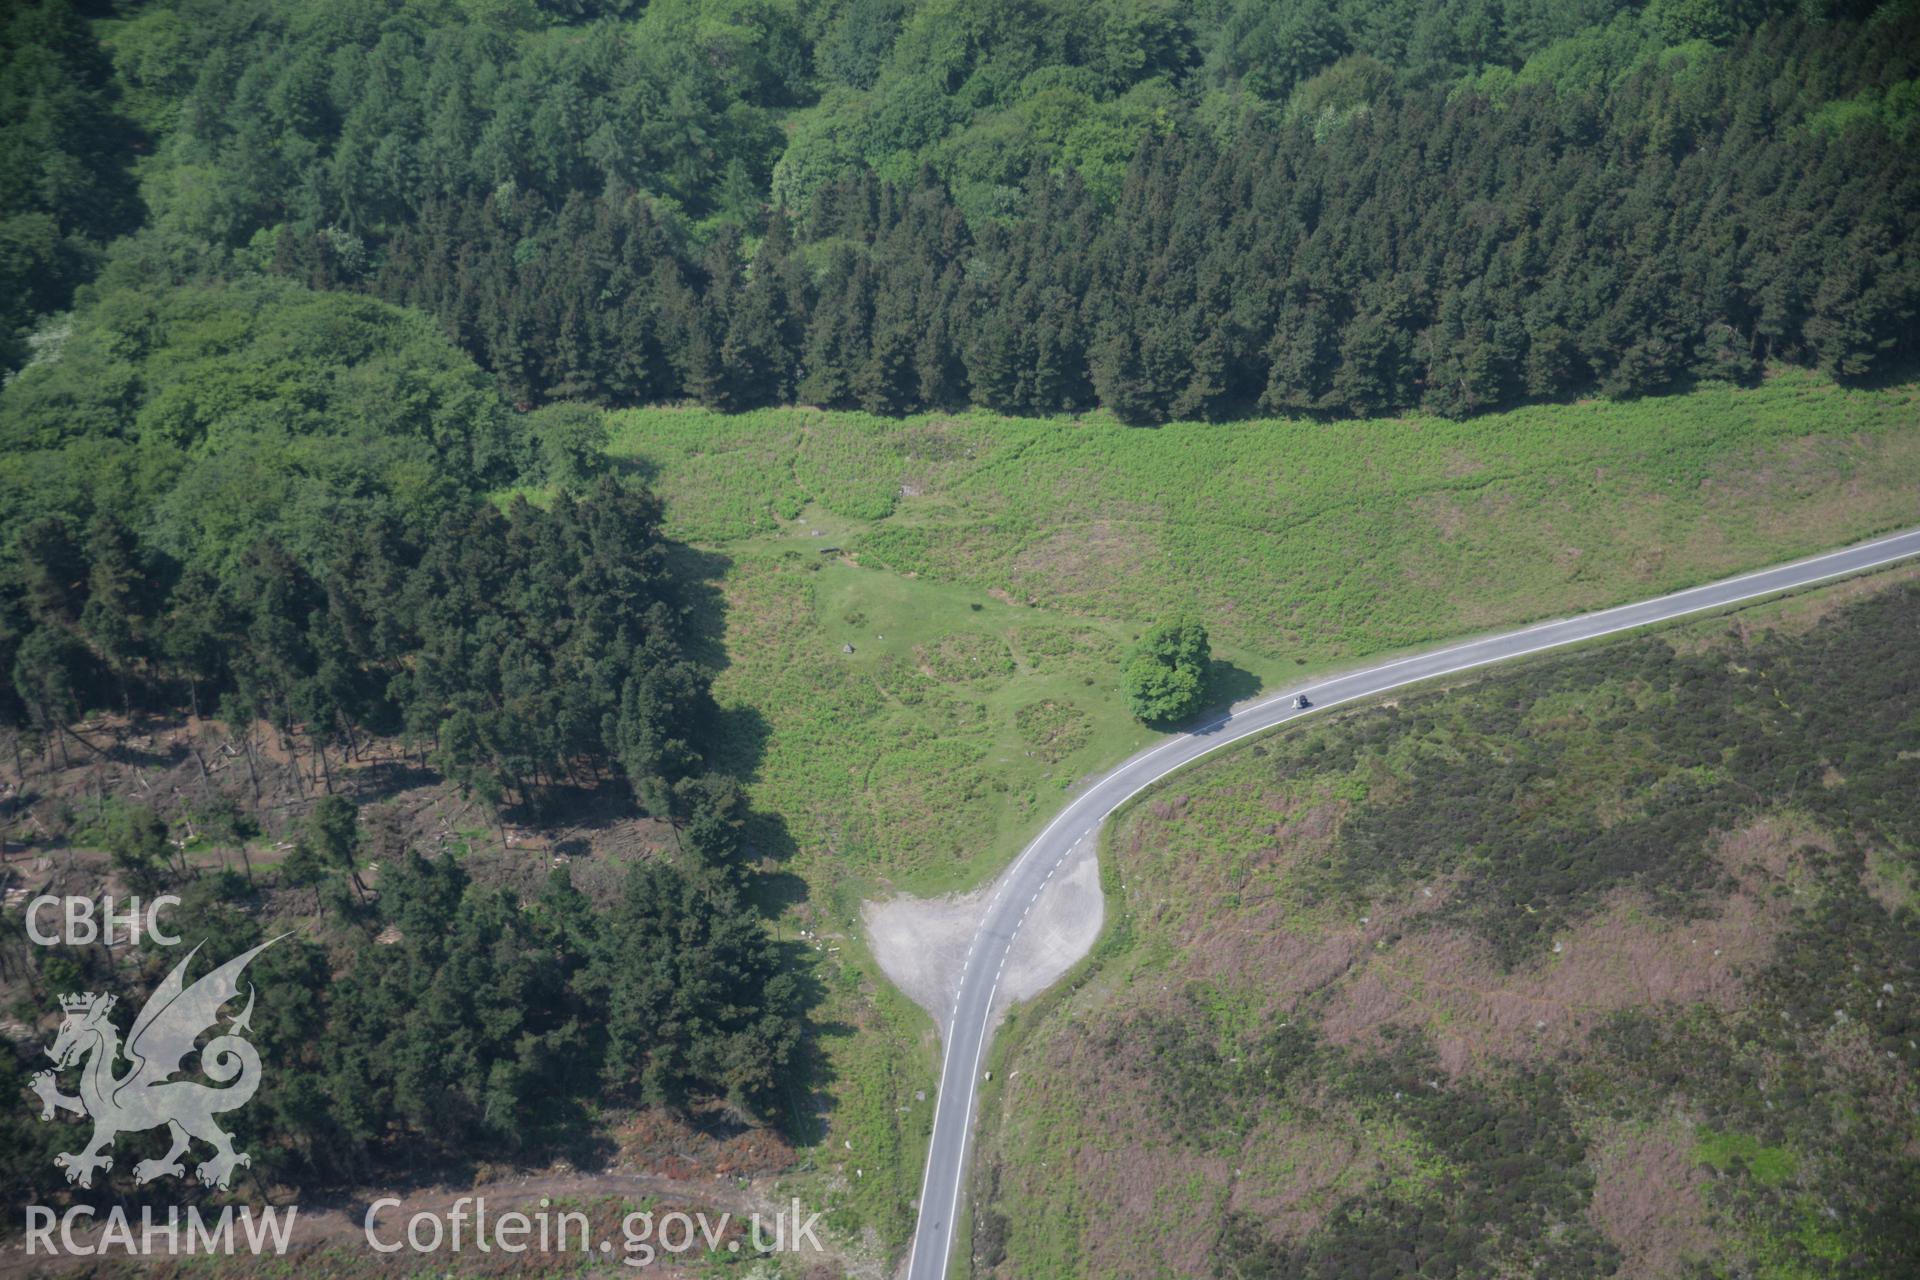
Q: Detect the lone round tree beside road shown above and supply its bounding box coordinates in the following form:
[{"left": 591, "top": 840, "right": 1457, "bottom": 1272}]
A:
[{"left": 1123, "top": 616, "right": 1211, "bottom": 723}]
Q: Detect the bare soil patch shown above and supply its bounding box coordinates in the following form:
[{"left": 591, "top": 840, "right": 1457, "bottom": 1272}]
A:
[
  {"left": 1586, "top": 1118, "right": 1715, "bottom": 1277},
  {"left": 1227, "top": 1098, "right": 1394, "bottom": 1244},
  {"left": 863, "top": 839, "right": 1104, "bottom": 1031},
  {"left": 1318, "top": 814, "right": 1827, "bottom": 1076}
]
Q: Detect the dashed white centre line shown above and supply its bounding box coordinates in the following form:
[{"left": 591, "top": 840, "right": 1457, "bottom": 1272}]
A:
[{"left": 905, "top": 528, "right": 1920, "bottom": 1280}]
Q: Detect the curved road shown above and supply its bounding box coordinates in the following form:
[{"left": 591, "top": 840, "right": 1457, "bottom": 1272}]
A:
[{"left": 904, "top": 525, "right": 1920, "bottom": 1280}]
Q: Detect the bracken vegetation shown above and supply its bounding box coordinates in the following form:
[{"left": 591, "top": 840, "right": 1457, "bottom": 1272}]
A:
[
  {"left": 972, "top": 574, "right": 1920, "bottom": 1278},
  {"left": 607, "top": 375, "right": 1920, "bottom": 659},
  {"left": 2, "top": 0, "right": 1917, "bottom": 1264}
]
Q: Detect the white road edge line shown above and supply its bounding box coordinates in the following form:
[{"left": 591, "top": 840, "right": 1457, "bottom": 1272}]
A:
[{"left": 904, "top": 528, "right": 1920, "bottom": 1280}]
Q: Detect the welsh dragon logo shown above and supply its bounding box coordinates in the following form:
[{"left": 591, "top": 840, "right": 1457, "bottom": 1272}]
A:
[{"left": 28, "top": 937, "right": 284, "bottom": 1190}]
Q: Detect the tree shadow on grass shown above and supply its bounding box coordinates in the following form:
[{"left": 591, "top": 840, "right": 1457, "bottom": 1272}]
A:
[
  {"left": 708, "top": 702, "right": 773, "bottom": 784},
  {"left": 769, "top": 936, "right": 845, "bottom": 1147},
  {"left": 650, "top": 538, "right": 843, "bottom": 1146},
  {"left": 1205, "top": 657, "right": 1262, "bottom": 709},
  {"left": 1147, "top": 657, "right": 1264, "bottom": 732},
  {"left": 610, "top": 451, "right": 661, "bottom": 485},
  {"left": 748, "top": 867, "right": 809, "bottom": 917},
  {"left": 1844, "top": 349, "right": 1920, "bottom": 393},
  {"left": 666, "top": 542, "right": 735, "bottom": 675},
  {"left": 664, "top": 545, "right": 805, "bottom": 911}
]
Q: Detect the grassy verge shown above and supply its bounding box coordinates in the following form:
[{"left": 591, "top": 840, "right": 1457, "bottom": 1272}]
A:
[
  {"left": 608, "top": 371, "right": 1920, "bottom": 893},
  {"left": 782, "top": 887, "right": 941, "bottom": 1246},
  {"left": 592, "top": 372, "right": 1919, "bottom": 1248},
  {"left": 966, "top": 568, "right": 1920, "bottom": 1278},
  {"left": 613, "top": 369, "right": 1920, "bottom": 665}
]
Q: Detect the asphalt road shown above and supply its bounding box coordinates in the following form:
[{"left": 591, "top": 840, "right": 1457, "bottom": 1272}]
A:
[{"left": 903, "top": 525, "right": 1920, "bottom": 1280}]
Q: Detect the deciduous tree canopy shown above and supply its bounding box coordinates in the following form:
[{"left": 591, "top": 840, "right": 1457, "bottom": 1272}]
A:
[
  {"left": 1124, "top": 615, "right": 1210, "bottom": 723},
  {"left": 0, "top": 278, "right": 719, "bottom": 820},
  {"left": 9, "top": 0, "right": 1904, "bottom": 421}
]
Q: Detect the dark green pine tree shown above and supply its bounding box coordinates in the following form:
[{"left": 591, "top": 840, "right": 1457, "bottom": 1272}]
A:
[
  {"left": 719, "top": 217, "right": 798, "bottom": 408},
  {"left": 1090, "top": 327, "right": 1157, "bottom": 423},
  {"left": 856, "top": 278, "right": 917, "bottom": 414},
  {"left": 797, "top": 247, "right": 870, "bottom": 408}
]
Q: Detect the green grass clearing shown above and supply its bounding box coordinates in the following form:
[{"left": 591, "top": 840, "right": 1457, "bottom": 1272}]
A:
[
  {"left": 583, "top": 372, "right": 1919, "bottom": 1246},
  {"left": 1693, "top": 1128, "right": 1799, "bottom": 1186}
]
